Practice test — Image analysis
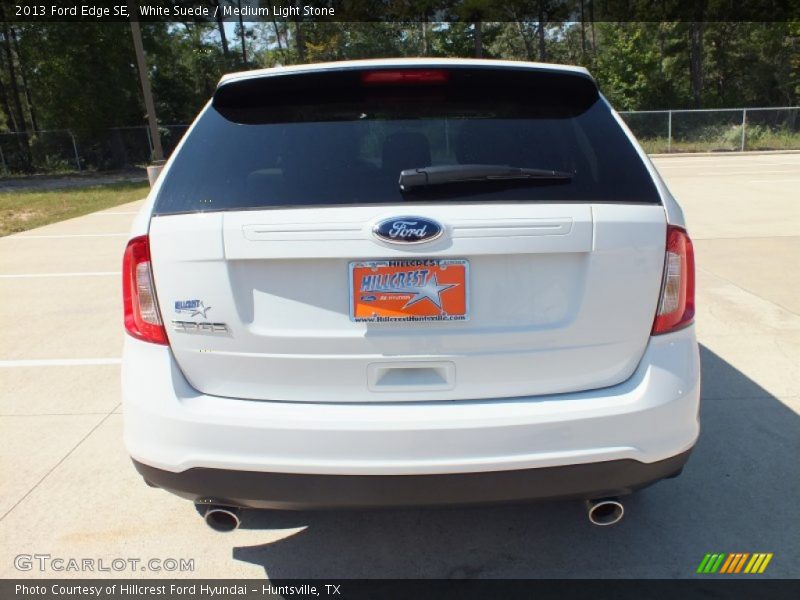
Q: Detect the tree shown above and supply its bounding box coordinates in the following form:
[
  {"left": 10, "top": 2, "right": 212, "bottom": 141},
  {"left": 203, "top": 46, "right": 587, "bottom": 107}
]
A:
[
  {"left": 1, "top": 16, "right": 797, "bottom": 172},
  {"left": 293, "top": 17, "right": 306, "bottom": 63},
  {"left": 591, "top": 23, "right": 675, "bottom": 110},
  {"left": 457, "top": 0, "right": 494, "bottom": 58},
  {"left": 0, "top": 7, "right": 33, "bottom": 167},
  {"left": 9, "top": 27, "right": 36, "bottom": 132},
  {"left": 688, "top": 21, "right": 704, "bottom": 108},
  {"left": 213, "top": 0, "right": 229, "bottom": 57}
]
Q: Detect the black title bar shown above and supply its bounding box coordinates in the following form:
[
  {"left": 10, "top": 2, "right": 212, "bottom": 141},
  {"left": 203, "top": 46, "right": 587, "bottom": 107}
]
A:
[{"left": 4, "top": 0, "right": 800, "bottom": 23}]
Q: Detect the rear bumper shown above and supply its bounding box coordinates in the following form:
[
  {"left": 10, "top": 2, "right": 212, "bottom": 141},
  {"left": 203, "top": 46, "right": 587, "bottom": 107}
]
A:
[
  {"left": 133, "top": 449, "right": 692, "bottom": 509},
  {"left": 123, "top": 326, "right": 700, "bottom": 503}
]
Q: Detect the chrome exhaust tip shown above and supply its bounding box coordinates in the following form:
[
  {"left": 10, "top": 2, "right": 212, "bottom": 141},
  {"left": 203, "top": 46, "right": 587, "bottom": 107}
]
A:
[
  {"left": 586, "top": 498, "right": 624, "bottom": 526},
  {"left": 203, "top": 506, "right": 241, "bottom": 532}
]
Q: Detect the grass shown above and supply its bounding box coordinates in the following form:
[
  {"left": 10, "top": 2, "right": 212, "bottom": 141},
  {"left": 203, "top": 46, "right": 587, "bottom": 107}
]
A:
[
  {"left": 0, "top": 181, "right": 149, "bottom": 237},
  {"left": 637, "top": 128, "right": 800, "bottom": 154},
  {"left": 640, "top": 137, "right": 800, "bottom": 154},
  {"left": 639, "top": 138, "right": 737, "bottom": 153}
]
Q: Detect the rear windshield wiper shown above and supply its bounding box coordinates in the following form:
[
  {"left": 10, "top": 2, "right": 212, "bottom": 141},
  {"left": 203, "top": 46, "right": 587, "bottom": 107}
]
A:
[{"left": 399, "top": 164, "right": 572, "bottom": 192}]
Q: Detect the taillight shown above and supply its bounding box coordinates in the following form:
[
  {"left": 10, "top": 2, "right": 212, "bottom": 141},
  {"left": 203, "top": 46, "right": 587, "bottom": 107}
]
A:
[
  {"left": 361, "top": 69, "right": 449, "bottom": 86},
  {"left": 123, "top": 235, "right": 168, "bottom": 345},
  {"left": 652, "top": 225, "right": 695, "bottom": 335}
]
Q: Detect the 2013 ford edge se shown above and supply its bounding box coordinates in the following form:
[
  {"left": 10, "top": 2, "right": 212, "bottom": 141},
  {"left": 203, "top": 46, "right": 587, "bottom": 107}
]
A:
[{"left": 122, "top": 59, "right": 699, "bottom": 530}]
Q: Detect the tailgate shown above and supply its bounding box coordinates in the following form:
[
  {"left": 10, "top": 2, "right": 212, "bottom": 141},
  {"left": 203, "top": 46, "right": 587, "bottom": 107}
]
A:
[{"left": 149, "top": 202, "right": 665, "bottom": 402}]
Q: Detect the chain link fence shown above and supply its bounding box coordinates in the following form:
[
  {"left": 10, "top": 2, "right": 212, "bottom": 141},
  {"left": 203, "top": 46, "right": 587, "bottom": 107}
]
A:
[
  {"left": 619, "top": 107, "right": 800, "bottom": 154},
  {"left": 1, "top": 108, "right": 799, "bottom": 175},
  {"left": 0, "top": 125, "right": 189, "bottom": 176}
]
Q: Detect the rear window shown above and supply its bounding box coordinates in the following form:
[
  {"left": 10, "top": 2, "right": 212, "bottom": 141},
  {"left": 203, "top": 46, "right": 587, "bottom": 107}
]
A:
[{"left": 154, "top": 68, "right": 660, "bottom": 215}]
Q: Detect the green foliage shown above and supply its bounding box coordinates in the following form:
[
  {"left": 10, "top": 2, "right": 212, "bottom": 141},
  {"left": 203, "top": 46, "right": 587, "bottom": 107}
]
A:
[
  {"left": 145, "top": 22, "right": 237, "bottom": 124},
  {"left": 0, "top": 18, "right": 798, "bottom": 172},
  {"left": 2, "top": 21, "right": 237, "bottom": 133},
  {"left": 12, "top": 23, "right": 143, "bottom": 132},
  {"left": 591, "top": 23, "right": 680, "bottom": 110},
  {"left": 569, "top": 21, "right": 800, "bottom": 111}
]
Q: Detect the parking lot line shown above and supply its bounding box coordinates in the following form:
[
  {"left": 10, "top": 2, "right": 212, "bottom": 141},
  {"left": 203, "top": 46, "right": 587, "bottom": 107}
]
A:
[
  {"left": 749, "top": 178, "right": 800, "bottom": 183},
  {"left": 7, "top": 233, "right": 128, "bottom": 239},
  {"left": 657, "top": 161, "right": 800, "bottom": 168},
  {"left": 0, "top": 358, "right": 122, "bottom": 367},
  {"left": 0, "top": 408, "right": 118, "bottom": 523},
  {"left": 0, "top": 271, "right": 120, "bottom": 278},
  {"left": 698, "top": 170, "right": 800, "bottom": 176}
]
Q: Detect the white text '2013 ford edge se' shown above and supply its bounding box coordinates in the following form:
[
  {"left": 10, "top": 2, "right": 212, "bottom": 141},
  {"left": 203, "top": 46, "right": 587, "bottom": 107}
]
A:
[{"left": 122, "top": 59, "right": 699, "bottom": 530}]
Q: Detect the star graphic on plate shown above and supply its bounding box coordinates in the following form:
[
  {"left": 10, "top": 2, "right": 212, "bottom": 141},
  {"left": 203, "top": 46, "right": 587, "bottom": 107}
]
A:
[{"left": 400, "top": 274, "right": 458, "bottom": 309}]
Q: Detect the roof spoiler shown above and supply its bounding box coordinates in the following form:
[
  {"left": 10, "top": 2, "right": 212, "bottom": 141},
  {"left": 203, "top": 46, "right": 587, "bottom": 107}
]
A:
[{"left": 213, "top": 64, "right": 599, "bottom": 122}]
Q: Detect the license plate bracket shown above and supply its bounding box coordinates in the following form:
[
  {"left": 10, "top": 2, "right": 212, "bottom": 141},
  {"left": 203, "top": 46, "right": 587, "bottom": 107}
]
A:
[{"left": 349, "top": 259, "right": 469, "bottom": 322}]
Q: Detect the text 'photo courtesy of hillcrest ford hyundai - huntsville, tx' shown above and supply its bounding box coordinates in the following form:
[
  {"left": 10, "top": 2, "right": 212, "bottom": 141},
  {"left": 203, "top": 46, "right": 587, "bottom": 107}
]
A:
[{"left": 121, "top": 58, "right": 699, "bottom": 532}]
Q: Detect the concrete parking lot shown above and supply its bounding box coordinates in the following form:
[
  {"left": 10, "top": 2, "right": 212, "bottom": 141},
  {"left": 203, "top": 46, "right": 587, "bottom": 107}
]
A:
[{"left": 1, "top": 153, "right": 798, "bottom": 579}]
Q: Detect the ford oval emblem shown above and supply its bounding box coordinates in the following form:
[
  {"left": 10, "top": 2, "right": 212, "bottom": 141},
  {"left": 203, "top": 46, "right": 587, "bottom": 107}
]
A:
[{"left": 373, "top": 216, "right": 443, "bottom": 244}]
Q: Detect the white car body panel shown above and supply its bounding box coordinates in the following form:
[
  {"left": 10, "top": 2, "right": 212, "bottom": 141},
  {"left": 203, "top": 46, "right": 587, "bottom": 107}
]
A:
[
  {"left": 123, "top": 326, "right": 699, "bottom": 475},
  {"left": 148, "top": 202, "right": 666, "bottom": 403},
  {"left": 218, "top": 57, "right": 593, "bottom": 87}
]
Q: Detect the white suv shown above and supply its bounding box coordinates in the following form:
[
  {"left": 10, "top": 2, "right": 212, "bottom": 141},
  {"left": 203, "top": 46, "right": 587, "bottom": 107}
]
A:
[{"left": 122, "top": 59, "right": 699, "bottom": 530}]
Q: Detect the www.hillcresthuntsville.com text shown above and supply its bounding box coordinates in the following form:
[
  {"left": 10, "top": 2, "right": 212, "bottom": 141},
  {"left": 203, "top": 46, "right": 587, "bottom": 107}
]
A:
[{"left": 137, "top": 4, "right": 335, "bottom": 18}]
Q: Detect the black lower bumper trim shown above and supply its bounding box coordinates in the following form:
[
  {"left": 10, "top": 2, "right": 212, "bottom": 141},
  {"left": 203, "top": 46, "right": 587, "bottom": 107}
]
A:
[{"left": 133, "top": 449, "right": 693, "bottom": 510}]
